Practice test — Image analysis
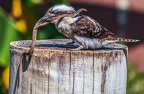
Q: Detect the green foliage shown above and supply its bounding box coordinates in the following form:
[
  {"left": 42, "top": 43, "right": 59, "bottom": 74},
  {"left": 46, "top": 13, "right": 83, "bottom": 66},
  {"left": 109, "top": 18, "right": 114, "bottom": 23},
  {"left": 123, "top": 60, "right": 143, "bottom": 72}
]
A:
[
  {"left": 0, "top": 7, "right": 22, "bottom": 67},
  {"left": 21, "top": 0, "right": 44, "bottom": 6},
  {"left": 127, "top": 65, "right": 144, "bottom": 94},
  {"left": 52, "top": 0, "right": 70, "bottom": 4},
  {"left": 38, "top": 24, "right": 66, "bottom": 39}
]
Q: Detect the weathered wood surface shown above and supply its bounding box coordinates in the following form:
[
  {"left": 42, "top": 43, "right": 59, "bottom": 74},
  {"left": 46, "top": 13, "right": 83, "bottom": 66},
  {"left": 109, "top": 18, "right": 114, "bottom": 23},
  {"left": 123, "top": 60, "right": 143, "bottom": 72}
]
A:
[{"left": 9, "top": 39, "right": 128, "bottom": 94}]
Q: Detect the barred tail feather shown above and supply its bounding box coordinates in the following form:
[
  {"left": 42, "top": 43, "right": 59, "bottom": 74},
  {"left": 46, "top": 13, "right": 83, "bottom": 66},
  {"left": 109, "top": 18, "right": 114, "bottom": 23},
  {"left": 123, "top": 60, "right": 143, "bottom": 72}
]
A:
[{"left": 117, "top": 38, "right": 140, "bottom": 42}]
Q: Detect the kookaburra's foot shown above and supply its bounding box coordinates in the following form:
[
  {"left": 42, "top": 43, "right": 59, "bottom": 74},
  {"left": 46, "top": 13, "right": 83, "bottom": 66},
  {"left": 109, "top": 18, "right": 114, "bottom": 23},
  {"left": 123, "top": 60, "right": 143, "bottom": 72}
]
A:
[
  {"left": 68, "top": 46, "right": 83, "bottom": 50},
  {"left": 65, "top": 40, "right": 75, "bottom": 46}
]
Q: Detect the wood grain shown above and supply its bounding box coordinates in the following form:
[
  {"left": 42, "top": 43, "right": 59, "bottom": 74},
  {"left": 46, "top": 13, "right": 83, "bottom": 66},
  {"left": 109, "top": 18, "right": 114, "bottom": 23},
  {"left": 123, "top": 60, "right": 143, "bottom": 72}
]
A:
[{"left": 9, "top": 39, "right": 127, "bottom": 94}]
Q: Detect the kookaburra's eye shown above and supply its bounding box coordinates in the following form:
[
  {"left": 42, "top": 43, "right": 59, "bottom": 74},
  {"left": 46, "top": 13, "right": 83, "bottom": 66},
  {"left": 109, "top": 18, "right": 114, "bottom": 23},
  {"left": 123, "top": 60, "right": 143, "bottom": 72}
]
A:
[
  {"left": 53, "top": 10, "right": 58, "bottom": 14},
  {"left": 68, "top": 11, "right": 74, "bottom": 14}
]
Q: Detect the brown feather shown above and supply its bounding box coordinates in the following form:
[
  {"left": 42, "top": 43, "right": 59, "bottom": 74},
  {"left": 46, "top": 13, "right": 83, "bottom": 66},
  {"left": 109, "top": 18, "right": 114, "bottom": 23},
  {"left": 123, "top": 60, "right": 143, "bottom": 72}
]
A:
[{"left": 70, "top": 15, "right": 116, "bottom": 39}]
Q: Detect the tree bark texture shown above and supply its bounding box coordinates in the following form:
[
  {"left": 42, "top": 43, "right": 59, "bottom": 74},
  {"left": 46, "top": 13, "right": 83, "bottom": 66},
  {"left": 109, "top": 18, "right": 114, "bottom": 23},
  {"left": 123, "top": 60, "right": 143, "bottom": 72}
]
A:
[{"left": 9, "top": 39, "right": 128, "bottom": 94}]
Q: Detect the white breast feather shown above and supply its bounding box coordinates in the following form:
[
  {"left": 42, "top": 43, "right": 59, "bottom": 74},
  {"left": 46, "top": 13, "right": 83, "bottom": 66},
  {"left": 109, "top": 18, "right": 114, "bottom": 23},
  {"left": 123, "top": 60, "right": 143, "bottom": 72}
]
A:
[
  {"left": 64, "top": 17, "right": 80, "bottom": 24},
  {"left": 55, "top": 17, "right": 79, "bottom": 38},
  {"left": 58, "top": 17, "right": 80, "bottom": 29}
]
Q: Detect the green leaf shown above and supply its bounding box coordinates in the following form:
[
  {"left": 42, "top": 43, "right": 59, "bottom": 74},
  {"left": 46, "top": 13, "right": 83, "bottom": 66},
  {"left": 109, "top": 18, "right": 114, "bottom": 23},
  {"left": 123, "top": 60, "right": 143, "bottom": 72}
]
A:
[
  {"left": 52, "top": 0, "right": 70, "bottom": 4},
  {"left": 0, "top": 7, "right": 21, "bottom": 67}
]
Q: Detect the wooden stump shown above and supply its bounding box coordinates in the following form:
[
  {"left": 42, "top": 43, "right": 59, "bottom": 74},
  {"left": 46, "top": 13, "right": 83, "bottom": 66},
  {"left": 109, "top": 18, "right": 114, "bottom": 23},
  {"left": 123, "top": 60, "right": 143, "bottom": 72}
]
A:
[{"left": 9, "top": 39, "right": 127, "bottom": 94}]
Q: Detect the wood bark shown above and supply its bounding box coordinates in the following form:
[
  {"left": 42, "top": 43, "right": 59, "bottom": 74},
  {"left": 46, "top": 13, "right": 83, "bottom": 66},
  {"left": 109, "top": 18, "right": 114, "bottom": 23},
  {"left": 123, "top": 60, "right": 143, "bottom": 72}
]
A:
[{"left": 9, "top": 39, "right": 127, "bottom": 94}]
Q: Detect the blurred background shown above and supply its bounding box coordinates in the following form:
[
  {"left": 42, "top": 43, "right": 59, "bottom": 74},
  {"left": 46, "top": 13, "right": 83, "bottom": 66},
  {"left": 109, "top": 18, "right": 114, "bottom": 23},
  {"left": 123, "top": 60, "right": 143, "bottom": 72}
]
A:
[{"left": 0, "top": 0, "right": 144, "bottom": 94}]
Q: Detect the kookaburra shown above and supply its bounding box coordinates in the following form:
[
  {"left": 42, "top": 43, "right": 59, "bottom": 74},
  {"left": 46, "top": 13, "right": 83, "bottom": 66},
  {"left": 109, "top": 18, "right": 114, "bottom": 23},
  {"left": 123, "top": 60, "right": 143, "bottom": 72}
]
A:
[{"left": 28, "top": 4, "right": 139, "bottom": 54}]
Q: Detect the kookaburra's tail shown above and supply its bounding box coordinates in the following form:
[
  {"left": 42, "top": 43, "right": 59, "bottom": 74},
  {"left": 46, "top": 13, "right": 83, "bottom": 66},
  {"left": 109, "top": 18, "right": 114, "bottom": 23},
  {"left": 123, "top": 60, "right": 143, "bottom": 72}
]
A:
[{"left": 117, "top": 38, "right": 140, "bottom": 42}]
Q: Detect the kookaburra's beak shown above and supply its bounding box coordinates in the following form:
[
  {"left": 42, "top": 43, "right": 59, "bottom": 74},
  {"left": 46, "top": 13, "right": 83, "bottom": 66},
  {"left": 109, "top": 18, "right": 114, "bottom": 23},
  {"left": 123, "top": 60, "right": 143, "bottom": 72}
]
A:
[{"left": 33, "top": 13, "right": 54, "bottom": 30}]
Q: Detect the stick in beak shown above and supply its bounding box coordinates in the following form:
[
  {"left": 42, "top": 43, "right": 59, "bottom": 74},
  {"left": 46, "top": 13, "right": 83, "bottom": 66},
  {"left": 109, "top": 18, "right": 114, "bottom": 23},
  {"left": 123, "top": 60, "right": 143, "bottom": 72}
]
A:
[{"left": 34, "top": 14, "right": 53, "bottom": 30}]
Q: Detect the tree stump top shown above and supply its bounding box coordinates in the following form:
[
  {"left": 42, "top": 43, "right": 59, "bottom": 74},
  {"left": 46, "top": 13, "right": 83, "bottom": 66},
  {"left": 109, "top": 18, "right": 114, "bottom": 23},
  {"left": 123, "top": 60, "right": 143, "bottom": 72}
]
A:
[{"left": 10, "top": 39, "right": 127, "bottom": 53}]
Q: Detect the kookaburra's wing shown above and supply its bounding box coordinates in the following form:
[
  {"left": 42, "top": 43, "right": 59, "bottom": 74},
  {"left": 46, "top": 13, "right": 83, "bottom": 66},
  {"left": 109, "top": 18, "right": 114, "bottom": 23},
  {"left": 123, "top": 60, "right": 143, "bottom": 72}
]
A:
[
  {"left": 71, "top": 15, "right": 116, "bottom": 40},
  {"left": 70, "top": 15, "right": 139, "bottom": 42}
]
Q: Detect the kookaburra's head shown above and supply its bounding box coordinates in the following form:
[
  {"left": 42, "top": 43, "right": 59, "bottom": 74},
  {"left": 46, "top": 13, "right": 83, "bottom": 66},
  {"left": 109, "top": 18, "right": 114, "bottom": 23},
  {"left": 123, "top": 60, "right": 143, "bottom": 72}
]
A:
[{"left": 34, "top": 4, "right": 87, "bottom": 29}]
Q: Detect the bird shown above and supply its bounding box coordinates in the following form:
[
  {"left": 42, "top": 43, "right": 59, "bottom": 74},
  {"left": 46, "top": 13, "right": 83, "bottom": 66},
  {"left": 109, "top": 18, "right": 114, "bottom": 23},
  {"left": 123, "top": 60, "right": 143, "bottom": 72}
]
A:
[{"left": 29, "top": 4, "right": 139, "bottom": 52}]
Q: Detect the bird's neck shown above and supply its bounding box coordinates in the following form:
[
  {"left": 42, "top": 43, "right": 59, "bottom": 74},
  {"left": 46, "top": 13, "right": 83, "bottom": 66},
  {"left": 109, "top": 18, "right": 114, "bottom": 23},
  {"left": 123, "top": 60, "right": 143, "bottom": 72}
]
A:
[{"left": 54, "top": 16, "right": 80, "bottom": 38}]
